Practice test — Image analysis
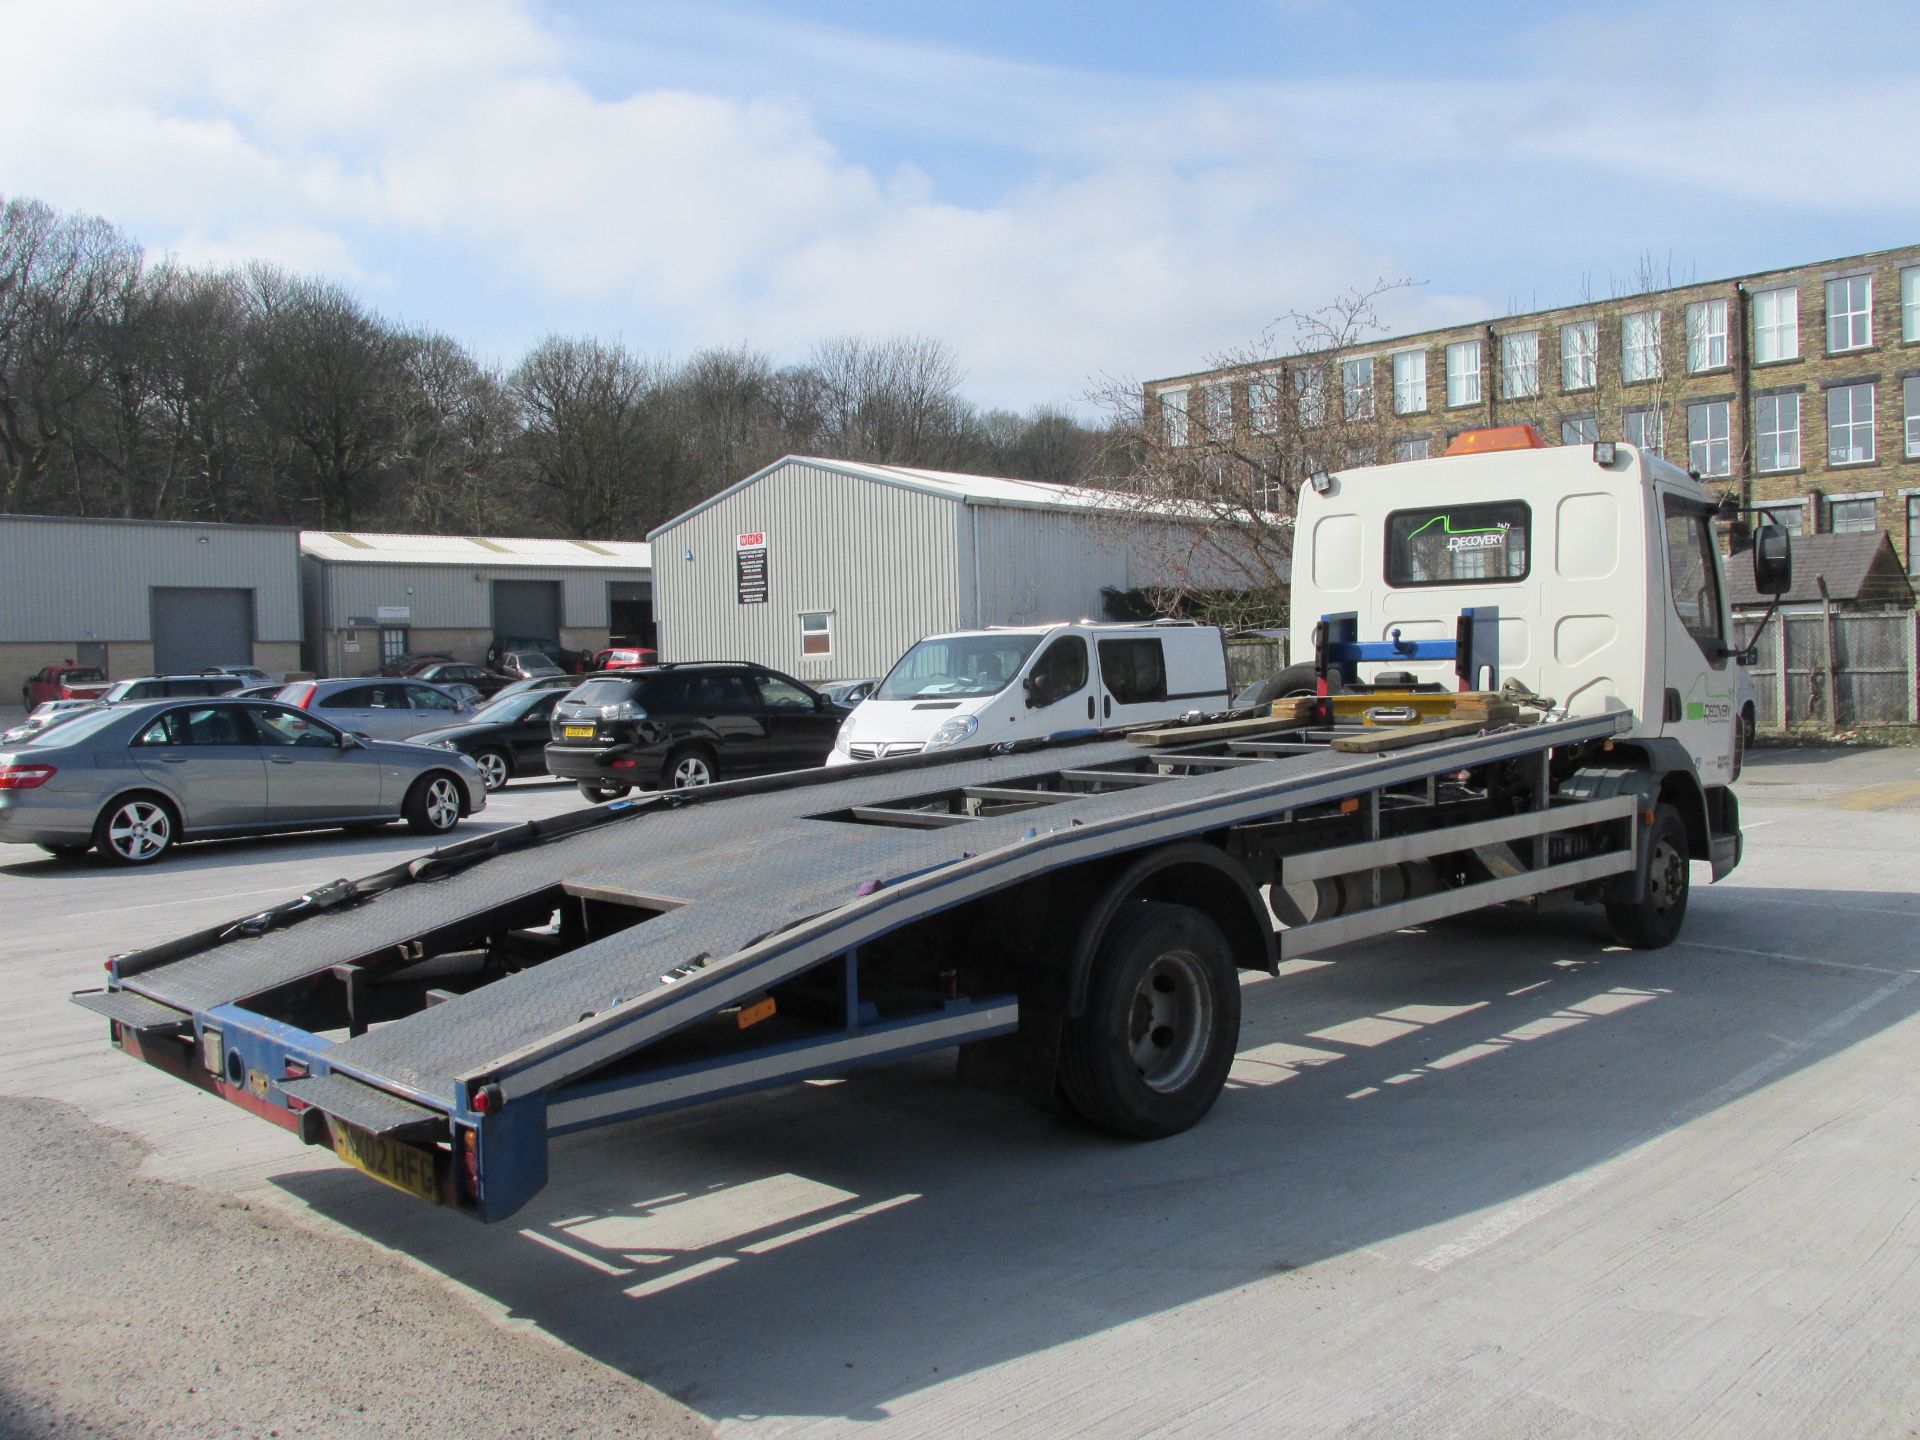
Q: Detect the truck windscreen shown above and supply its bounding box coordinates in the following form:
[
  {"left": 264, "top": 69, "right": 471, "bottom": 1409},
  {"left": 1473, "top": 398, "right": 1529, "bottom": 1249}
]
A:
[{"left": 1386, "top": 501, "right": 1531, "bottom": 586}]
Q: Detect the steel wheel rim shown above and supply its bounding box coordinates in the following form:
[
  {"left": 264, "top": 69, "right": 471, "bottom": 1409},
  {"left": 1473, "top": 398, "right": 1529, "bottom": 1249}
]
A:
[
  {"left": 1648, "top": 834, "right": 1684, "bottom": 913},
  {"left": 477, "top": 752, "right": 510, "bottom": 790},
  {"left": 672, "top": 756, "right": 711, "bottom": 787},
  {"left": 109, "top": 801, "right": 170, "bottom": 861},
  {"left": 1128, "top": 949, "right": 1213, "bottom": 1093},
  {"left": 425, "top": 778, "right": 461, "bottom": 829}
]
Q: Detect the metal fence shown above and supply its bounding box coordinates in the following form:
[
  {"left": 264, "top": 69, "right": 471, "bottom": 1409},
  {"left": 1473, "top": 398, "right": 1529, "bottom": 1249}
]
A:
[{"left": 1735, "top": 608, "right": 1919, "bottom": 731}]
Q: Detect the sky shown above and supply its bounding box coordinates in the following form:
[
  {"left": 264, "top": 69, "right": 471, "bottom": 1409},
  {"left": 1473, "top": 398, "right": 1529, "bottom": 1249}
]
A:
[{"left": 3, "top": 0, "right": 1917, "bottom": 415}]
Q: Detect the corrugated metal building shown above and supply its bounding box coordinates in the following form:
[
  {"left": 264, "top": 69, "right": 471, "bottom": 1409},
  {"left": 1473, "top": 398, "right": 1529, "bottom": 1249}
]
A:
[
  {"left": 0, "top": 514, "right": 302, "bottom": 701},
  {"left": 300, "top": 531, "right": 654, "bottom": 676},
  {"left": 649, "top": 456, "right": 1239, "bottom": 683}
]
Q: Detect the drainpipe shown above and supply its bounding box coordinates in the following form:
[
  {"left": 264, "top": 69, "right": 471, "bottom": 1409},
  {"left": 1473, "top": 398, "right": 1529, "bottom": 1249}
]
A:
[
  {"left": 1734, "top": 282, "right": 1752, "bottom": 515},
  {"left": 1485, "top": 324, "right": 1498, "bottom": 426}
]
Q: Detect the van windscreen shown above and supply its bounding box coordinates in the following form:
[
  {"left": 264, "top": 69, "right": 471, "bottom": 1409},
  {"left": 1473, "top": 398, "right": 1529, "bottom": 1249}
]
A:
[{"left": 876, "top": 633, "right": 1046, "bottom": 701}]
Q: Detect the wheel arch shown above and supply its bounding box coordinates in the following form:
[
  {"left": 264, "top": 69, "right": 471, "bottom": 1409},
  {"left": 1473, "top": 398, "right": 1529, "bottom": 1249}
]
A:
[
  {"left": 97, "top": 785, "right": 185, "bottom": 834},
  {"left": 1065, "top": 841, "right": 1275, "bottom": 1019},
  {"left": 411, "top": 766, "right": 476, "bottom": 816}
]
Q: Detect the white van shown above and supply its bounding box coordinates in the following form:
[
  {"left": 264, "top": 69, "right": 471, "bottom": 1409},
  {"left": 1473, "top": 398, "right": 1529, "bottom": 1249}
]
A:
[{"left": 827, "top": 621, "right": 1231, "bottom": 764}]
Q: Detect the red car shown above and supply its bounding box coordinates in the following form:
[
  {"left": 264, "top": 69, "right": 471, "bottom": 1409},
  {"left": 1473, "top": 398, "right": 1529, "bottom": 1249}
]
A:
[
  {"left": 592, "top": 646, "right": 658, "bottom": 671},
  {"left": 22, "top": 663, "right": 111, "bottom": 708}
]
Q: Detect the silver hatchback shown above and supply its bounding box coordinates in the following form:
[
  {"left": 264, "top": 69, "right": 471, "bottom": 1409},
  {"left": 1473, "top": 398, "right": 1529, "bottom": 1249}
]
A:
[
  {"left": 0, "top": 699, "right": 484, "bottom": 864},
  {"left": 273, "top": 678, "right": 476, "bottom": 741}
]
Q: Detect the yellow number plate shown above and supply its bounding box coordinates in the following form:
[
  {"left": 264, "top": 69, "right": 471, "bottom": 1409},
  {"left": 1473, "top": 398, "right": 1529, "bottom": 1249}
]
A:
[
  {"left": 563, "top": 725, "right": 596, "bottom": 738},
  {"left": 331, "top": 1120, "right": 445, "bottom": 1205}
]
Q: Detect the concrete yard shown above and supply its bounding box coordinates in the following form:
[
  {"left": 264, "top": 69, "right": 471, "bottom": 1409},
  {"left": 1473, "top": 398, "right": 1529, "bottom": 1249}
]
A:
[{"left": 2, "top": 748, "right": 1918, "bottom": 1437}]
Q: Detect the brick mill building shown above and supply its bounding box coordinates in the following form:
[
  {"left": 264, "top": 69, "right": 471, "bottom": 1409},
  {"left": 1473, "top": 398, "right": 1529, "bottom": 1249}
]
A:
[{"left": 1145, "top": 243, "right": 1920, "bottom": 574}]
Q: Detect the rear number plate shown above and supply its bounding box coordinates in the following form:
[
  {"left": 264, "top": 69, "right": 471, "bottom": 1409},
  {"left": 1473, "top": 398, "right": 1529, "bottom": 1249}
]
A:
[
  {"left": 562, "top": 725, "right": 596, "bottom": 739},
  {"left": 331, "top": 1120, "right": 445, "bottom": 1205}
]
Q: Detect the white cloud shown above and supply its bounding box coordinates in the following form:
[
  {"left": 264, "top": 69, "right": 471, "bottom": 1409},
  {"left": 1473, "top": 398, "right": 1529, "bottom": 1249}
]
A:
[{"left": 0, "top": 0, "right": 1913, "bottom": 411}]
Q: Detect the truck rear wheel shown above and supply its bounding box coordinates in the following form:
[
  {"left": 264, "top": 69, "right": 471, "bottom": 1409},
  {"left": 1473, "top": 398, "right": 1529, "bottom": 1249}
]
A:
[
  {"left": 1060, "top": 902, "right": 1241, "bottom": 1138},
  {"left": 1605, "top": 803, "right": 1690, "bottom": 949}
]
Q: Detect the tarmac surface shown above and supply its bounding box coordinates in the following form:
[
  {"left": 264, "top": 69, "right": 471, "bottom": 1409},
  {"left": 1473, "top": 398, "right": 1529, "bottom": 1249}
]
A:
[{"left": 3, "top": 748, "right": 1918, "bottom": 1437}]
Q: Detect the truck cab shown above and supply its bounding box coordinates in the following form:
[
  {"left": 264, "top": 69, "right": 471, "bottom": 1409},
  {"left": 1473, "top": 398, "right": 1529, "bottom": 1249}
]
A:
[{"left": 1290, "top": 431, "right": 1755, "bottom": 787}]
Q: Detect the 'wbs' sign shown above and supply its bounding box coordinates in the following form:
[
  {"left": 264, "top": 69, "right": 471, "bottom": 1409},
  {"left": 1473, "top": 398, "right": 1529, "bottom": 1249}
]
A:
[{"left": 736, "top": 532, "right": 768, "bottom": 605}]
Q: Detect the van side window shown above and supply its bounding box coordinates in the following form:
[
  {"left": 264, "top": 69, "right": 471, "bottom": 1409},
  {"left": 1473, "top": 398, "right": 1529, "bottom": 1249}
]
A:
[
  {"left": 1098, "top": 638, "right": 1168, "bottom": 704},
  {"left": 1027, "top": 637, "right": 1089, "bottom": 707}
]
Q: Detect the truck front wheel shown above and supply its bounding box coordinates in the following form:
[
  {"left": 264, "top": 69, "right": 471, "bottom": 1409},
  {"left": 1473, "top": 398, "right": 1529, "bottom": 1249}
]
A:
[
  {"left": 1060, "top": 902, "right": 1241, "bottom": 1138},
  {"left": 1605, "top": 803, "right": 1690, "bottom": 949}
]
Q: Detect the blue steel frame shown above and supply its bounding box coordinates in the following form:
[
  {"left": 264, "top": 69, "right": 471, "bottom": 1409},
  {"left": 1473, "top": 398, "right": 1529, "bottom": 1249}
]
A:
[{"left": 1317, "top": 606, "right": 1501, "bottom": 691}]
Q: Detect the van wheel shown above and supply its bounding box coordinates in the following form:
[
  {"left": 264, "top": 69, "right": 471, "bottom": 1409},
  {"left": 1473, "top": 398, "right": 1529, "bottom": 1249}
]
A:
[
  {"left": 404, "top": 774, "right": 465, "bottom": 835},
  {"left": 94, "top": 795, "right": 178, "bottom": 866},
  {"left": 1606, "top": 804, "right": 1690, "bottom": 949},
  {"left": 1059, "top": 902, "right": 1241, "bottom": 1138},
  {"left": 665, "top": 746, "right": 716, "bottom": 788}
]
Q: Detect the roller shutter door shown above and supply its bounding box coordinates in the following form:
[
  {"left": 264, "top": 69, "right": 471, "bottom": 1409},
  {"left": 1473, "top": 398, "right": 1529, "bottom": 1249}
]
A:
[
  {"left": 152, "top": 588, "right": 255, "bottom": 673},
  {"left": 491, "top": 580, "right": 562, "bottom": 642}
]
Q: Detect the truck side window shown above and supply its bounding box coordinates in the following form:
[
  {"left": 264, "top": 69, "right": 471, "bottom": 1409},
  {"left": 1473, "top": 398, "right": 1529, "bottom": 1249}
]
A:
[
  {"left": 1385, "top": 501, "right": 1530, "bottom": 586},
  {"left": 1662, "top": 495, "right": 1725, "bottom": 657},
  {"left": 1027, "top": 637, "right": 1089, "bottom": 707},
  {"left": 1098, "top": 638, "right": 1168, "bottom": 704}
]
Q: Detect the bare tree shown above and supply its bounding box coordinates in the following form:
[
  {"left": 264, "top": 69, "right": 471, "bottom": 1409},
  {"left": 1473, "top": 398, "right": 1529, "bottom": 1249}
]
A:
[
  {"left": 807, "top": 334, "right": 971, "bottom": 465},
  {"left": 1088, "top": 279, "right": 1413, "bottom": 627},
  {"left": 510, "top": 335, "right": 663, "bottom": 536},
  {"left": 389, "top": 331, "right": 519, "bottom": 534}
]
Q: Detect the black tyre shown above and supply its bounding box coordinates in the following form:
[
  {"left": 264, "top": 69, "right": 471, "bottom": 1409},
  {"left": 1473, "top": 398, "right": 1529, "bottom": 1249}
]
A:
[
  {"left": 403, "top": 773, "right": 466, "bottom": 836},
  {"left": 1059, "top": 901, "right": 1242, "bottom": 1138},
  {"left": 93, "top": 794, "right": 178, "bottom": 866},
  {"left": 39, "top": 843, "right": 89, "bottom": 860},
  {"left": 473, "top": 747, "right": 512, "bottom": 792},
  {"left": 1605, "top": 803, "right": 1690, "bottom": 949},
  {"left": 1741, "top": 704, "right": 1757, "bottom": 748},
  {"left": 577, "top": 781, "right": 630, "bottom": 802},
  {"left": 664, "top": 745, "right": 716, "bottom": 789}
]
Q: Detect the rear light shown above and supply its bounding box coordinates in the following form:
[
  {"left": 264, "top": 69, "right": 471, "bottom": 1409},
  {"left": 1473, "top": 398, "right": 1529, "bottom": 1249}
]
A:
[{"left": 0, "top": 764, "right": 57, "bottom": 789}]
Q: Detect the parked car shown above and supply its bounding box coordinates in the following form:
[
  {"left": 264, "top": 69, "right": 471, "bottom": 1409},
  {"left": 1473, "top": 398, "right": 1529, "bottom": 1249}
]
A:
[
  {"left": 234, "top": 683, "right": 286, "bottom": 699},
  {"left": 819, "top": 677, "right": 880, "bottom": 706},
  {"left": 271, "top": 678, "right": 477, "bottom": 741},
  {"left": 488, "top": 673, "right": 586, "bottom": 704},
  {"left": 545, "top": 662, "right": 847, "bottom": 800},
  {"left": 408, "top": 661, "right": 514, "bottom": 697},
  {"left": 412, "top": 686, "right": 571, "bottom": 791},
  {"left": 376, "top": 651, "right": 457, "bottom": 678},
  {"left": 591, "top": 646, "right": 659, "bottom": 671},
  {"left": 22, "top": 664, "right": 111, "bottom": 709},
  {"left": 495, "top": 650, "right": 566, "bottom": 682},
  {"left": 1, "top": 700, "right": 101, "bottom": 745},
  {"left": 486, "top": 636, "right": 590, "bottom": 674},
  {"left": 101, "top": 674, "right": 247, "bottom": 704},
  {"left": 0, "top": 698, "right": 483, "bottom": 864}
]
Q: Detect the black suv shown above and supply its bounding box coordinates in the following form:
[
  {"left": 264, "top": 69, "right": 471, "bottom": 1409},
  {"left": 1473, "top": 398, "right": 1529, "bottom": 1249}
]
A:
[{"left": 545, "top": 663, "right": 847, "bottom": 800}]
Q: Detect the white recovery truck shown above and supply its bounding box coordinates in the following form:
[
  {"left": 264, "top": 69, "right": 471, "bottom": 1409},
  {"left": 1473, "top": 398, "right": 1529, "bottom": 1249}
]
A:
[{"left": 74, "top": 427, "right": 1791, "bottom": 1223}]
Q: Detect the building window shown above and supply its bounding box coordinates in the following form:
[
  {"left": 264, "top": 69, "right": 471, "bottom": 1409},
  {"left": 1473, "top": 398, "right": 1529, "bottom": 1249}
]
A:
[
  {"left": 1560, "top": 414, "right": 1598, "bottom": 445},
  {"left": 1342, "top": 357, "right": 1375, "bottom": 420},
  {"left": 1685, "top": 401, "right": 1730, "bottom": 477},
  {"left": 1251, "top": 465, "right": 1284, "bottom": 512},
  {"left": 799, "top": 611, "right": 833, "bottom": 657},
  {"left": 1294, "top": 367, "right": 1326, "bottom": 428},
  {"left": 1686, "top": 299, "right": 1728, "bottom": 372},
  {"left": 1560, "top": 320, "right": 1597, "bottom": 390},
  {"left": 1756, "top": 393, "right": 1801, "bottom": 472},
  {"left": 1157, "top": 387, "right": 1188, "bottom": 447},
  {"left": 1394, "top": 437, "right": 1430, "bottom": 462},
  {"left": 1753, "top": 286, "right": 1799, "bottom": 363},
  {"left": 1622, "top": 310, "right": 1663, "bottom": 382},
  {"left": 1446, "top": 340, "right": 1481, "bottom": 407},
  {"left": 1198, "top": 382, "right": 1231, "bottom": 440},
  {"left": 1906, "top": 376, "right": 1920, "bottom": 458},
  {"left": 1500, "top": 331, "right": 1540, "bottom": 399},
  {"left": 1908, "top": 496, "right": 1920, "bottom": 575},
  {"left": 1904, "top": 268, "right": 1920, "bottom": 343},
  {"left": 379, "top": 628, "right": 409, "bottom": 666},
  {"left": 1756, "top": 501, "right": 1805, "bottom": 537},
  {"left": 1828, "top": 497, "right": 1877, "bottom": 533},
  {"left": 1249, "top": 374, "right": 1280, "bottom": 435},
  {"left": 1624, "top": 406, "right": 1664, "bottom": 456},
  {"left": 1827, "top": 383, "right": 1876, "bottom": 464},
  {"left": 1392, "top": 350, "right": 1427, "bottom": 414},
  {"left": 1827, "top": 276, "right": 1873, "bottom": 353}
]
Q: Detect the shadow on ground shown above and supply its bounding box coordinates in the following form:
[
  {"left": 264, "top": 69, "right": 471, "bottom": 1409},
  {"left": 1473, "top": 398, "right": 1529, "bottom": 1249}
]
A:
[{"left": 275, "top": 881, "right": 1919, "bottom": 1425}]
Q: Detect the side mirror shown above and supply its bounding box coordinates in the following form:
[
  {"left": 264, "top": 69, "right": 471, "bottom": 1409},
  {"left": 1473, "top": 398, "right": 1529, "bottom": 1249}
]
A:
[
  {"left": 1752, "top": 521, "right": 1791, "bottom": 596},
  {"left": 345, "top": 731, "right": 371, "bottom": 748}
]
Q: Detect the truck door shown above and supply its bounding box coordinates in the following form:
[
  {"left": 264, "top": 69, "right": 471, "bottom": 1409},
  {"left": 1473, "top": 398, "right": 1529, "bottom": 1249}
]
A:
[
  {"left": 1021, "top": 634, "right": 1095, "bottom": 736},
  {"left": 1656, "top": 491, "right": 1737, "bottom": 785}
]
